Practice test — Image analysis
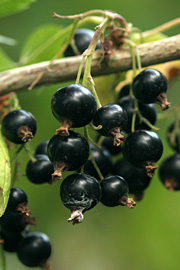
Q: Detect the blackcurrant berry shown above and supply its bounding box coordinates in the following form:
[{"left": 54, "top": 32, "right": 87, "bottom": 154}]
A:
[
  {"left": 1, "top": 109, "right": 37, "bottom": 144},
  {"left": 0, "top": 210, "right": 37, "bottom": 234},
  {"left": 7, "top": 188, "right": 30, "bottom": 216},
  {"left": 47, "top": 130, "right": 89, "bottom": 180},
  {"left": 60, "top": 173, "right": 101, "bottom": 224},
  {"left": 93, "top": 104, "right": 127, "bottom": 146},
  {"left": 113, "top": 158, "right": 151, "bottom": 200},
  {"left": 132, "top": 68, "right": 170, "bottom": 110},
  {"left": 51, "top": 84, "right": 97, "bottom": 135},
  {"left": 122, "top": 130, "right": 163, "bottom": 177},
  {"left": 64, "top": 28, "right": 101, "bottom": 57},
  {"left": 35, "top": 140, "right": 49, "bottom": 155},
  {"left": 118, "top": 84, "right": 131, "bottom": 99},
  {"left": 166, "top": 122, "right": 180, "bottom": 152},
  {"left": 81, "top": 144, "right": 113, "bottom": 180},
  {"left": 100, "top": 175, "right": 136, "bottom": 208},
  {"left": 26, "top": 154, "right": 54, "bottom": 185},
  {"left": 159, "top": 154, "right": 180, "bottom": 191},
  {"left": 118, "top": 96, "right": 157, "bottom": 133},
  {"left": 16, "top": 232, "right": 52, "bottom": 269}
]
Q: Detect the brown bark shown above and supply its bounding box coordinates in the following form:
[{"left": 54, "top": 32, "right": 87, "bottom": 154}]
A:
[{"left": 0, "top": 35, "right": 180, "bottom": 96}]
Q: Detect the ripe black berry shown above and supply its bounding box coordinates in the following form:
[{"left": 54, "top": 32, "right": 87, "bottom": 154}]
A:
[
  {"left": 159, "top": 154, "right": 180, "bottom": 191},
  {"left": 118, "top": 84, "right": 131, "bottom": 99},
  {"left": 16, "top": 232, "right": 52, "bottom": 269},
  {"left": 100, "top": 175, "right": 136, "bottom": 208},
  {"left": 0, "top": 210, "right": 37, "bottom": 234},
  {"left": 47, "top": 131, "right": 89, "bottom": 180},
  {"left": 26, "top": 154, "right": 54, "bottom": 185},
  {"left": 64, "top": 28, "right": 101, "bottom": 57},
  {"left": 7, "top": 188, "right": 30, "bottom": 216},
  {"left": 123, "top": 130, "right": 163, "bottom": 177},
  {"left": 93, "top": 104, "right": 127, "bottom": 146},
  {"left": 132, "top": 68, "right": 170, "bottom": 110},
  {"left": 60, "top": 173, "right": 101, "bottom": 224},
  {"left": 81, "top": 144, "right": 113, "bottom": 180},
  {"left": 51, "top": 84, "right": 97, "bottom": 135},
  {"left": 35, "top": 140, "right": 49, "bottom": 155},
  {"left": 118, "top": 96, "right": 157, "bottom": 133},
  {"left": 113, "top": 158, "right": 151, "bottom": 200},
  {"left": 1, "top": 109, "right": 37, "bottom": 144}
]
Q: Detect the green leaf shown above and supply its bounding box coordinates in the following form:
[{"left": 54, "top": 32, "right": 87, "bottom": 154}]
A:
[
  {"left": 0, "top": 0, "right": 36, "bottom": 18},
  {"left": 19, "top": 24, "right": 71, "bottom": 65},
  {"left": 0, "top": 47, "right": 16, "bottom": 71},
  {"left": 0, "top": 35, "right": 17, "bottom": 46},
  {"left": 0, "top": 129, "right": 11, "bottom": 217}
]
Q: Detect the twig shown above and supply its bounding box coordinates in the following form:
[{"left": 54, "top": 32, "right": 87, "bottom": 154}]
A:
[{"left": 0, "top": 35, "right": 180, "bottom": 96}]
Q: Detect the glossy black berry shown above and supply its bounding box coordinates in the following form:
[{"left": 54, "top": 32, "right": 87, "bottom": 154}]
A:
[
  {"left": 81, "top": 144, "right": 113, "bottom": 180},
  {"left": 132, "top": 68, "right": 170, "bottom": 110},
  {"left": 1, "top": 109, "right": 37, "bottom": 144},
  {"left": 60, "top": 173, "right": 101, "bottom": 224},
  {"left": 118, "top": 96, "right": 157, "bottom": 132},
  {"left": 7, "top": 188, "right": 30, "bottom": 216},
  {"left": 159, "top": 154, "right": 180, "bottom": 191},
  {"left": 123, "top": 130, "right": 163, "bottom": 177},
  {"left": 51, "top": 84, "right": 97, "bottom": 135},
  {"left": 35, "top": 140, "right": 49, "bottom": 155},
  {"left": 93, "top": 104, "right": 127, "bottom": 146},
  {"left": 0, "top": 210, "right": 37, "bottom": 234},
  {"left": 64, "top": 28, "right": 101, "bottom": 57},
  {"left": 166, "top": 122, "right": 180, "bottom": 152},
  {"left": 118, "top": 84, "right": 131, "bottom": 99},
  {"left": 26, "top": 154, "right": 54, "bottom": 185},
  {"left": 47, "top": 131, "right": 89, "bottom": 180},
  {"left": 100, "top": 175, "right": 136, "bottom": 208},
  {"left": 17, "top": 232, "right": 52, "bottom": 268},
  {"left": 113, "top": 158, "right": 151, "bottom": 200}
]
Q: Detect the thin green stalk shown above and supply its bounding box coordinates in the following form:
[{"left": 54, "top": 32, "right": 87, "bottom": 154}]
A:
[
  {"left": 143, "top": 18, "right": 180, "bottom": 39},
  {"left": 24, "top": 144, "right": 36, "bottom": 162},
  {"left": 0, "top": 244, "right": 6, "bottom": 270},
  {"left": 88, "top": 77, "right": 102, "bottom": 108},
  {"left": 75, "top": 55, "right": 86, "bottom": 84}
]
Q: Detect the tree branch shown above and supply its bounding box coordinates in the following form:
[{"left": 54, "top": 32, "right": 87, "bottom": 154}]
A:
[{"left": 0, "top": 34, "right": 180, "bottom": 95}]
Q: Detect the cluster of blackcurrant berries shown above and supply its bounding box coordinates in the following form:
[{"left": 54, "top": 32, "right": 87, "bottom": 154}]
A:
[
  {"left": 0, "top": 26, "right": 173, "bottom": 268},
  {"left": 0, "top": 188, "right": 52, "bottom": 269}
]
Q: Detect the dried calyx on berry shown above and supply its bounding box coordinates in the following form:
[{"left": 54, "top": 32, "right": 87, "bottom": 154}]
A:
[
  {"left": 7, "top": 188, "right": 31, "bottom": 216},
  {"left": 60, "top": 173, "right": 102, "bottom": 225},
  {"left": 93, "top": 104, "right": 127, "bottom": 146},
  {"left": 1, "top": 109, "right": 37, "bottom": 144},
  {"left": 123, "top": 130, "right": 163, "bottom": 177},
  {"left": 113, "top": 158, "right": 151, "bottom": 201},
  {"left": 100, "top": 175, "right": 136, "bottom": 208},
  {"left": 132, "top": 68, "right": 170, "bottom": 111},
  {"left": 47, "top": 131, "right": 89, "bottom": 181}
]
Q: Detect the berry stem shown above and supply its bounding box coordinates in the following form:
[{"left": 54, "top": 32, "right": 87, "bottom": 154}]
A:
[
  {"left": 24, "top": 144, "right": 36, "bottom": 162},
  {"left": 143, "top": 18, "right": 180, "bottom": 39},
  {"left": 81, "top": 16, "right": 111, "bottom": 102},
  {"left": 75, "top": 56, "right": 86, "bottom": 84}
]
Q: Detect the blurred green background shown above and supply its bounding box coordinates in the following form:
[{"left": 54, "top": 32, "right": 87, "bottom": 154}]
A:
[{"left": 0, "top": 0, "right": 180, "bottom": 270}]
